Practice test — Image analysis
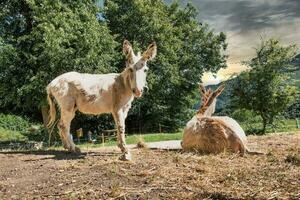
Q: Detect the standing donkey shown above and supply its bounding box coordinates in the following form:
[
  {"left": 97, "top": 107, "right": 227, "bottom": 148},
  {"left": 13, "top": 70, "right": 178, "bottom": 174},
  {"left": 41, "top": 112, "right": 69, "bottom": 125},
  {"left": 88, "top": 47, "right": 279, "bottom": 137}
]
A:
[{"left": 47, "top": 40, "right": 157, "bottom": 160}]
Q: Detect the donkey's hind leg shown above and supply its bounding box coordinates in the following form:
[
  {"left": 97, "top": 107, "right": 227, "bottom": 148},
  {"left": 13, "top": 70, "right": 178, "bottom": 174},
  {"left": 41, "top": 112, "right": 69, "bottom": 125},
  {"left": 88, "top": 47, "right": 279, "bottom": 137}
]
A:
[
  {"left": 57, "top": 122, "right": 69, "bottom": 150},
  {"left": 58, "top": 109, "right": 79, "bottom": 153}
]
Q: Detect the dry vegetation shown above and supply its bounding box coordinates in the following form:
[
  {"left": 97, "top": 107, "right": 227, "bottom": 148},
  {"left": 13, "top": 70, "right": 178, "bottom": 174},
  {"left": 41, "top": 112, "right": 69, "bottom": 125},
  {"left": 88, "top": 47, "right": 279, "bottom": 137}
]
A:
[{"left": 0, "top": 132, "right": 299, "bottom": 200}]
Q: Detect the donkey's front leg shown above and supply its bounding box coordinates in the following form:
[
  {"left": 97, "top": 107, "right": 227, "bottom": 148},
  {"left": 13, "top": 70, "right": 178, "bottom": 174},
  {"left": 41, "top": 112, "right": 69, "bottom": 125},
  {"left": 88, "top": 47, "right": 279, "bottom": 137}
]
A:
[{"left": 113, "top": 111, "right": 131, "bottom": 161}]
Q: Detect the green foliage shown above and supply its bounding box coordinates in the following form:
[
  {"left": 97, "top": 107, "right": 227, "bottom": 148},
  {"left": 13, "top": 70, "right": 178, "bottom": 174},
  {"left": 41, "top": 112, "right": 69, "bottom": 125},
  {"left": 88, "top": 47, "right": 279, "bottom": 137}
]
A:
[
  {"left": 231, "top": 109, "right": 260, "bottom": 123},
  {"left": 286, "top": 54, "right": 300, "bottom": 118},
  {"left": 0, "top": 0, "right": 118, "bottom": 115},
  {"left": 230, "top": 39, "right": 298, "bottom": 134},
  {"left": 0, "top": 113, "right": 30, "bottom": 133},
  {"left": 0, "top": 113, "right": 30, "bottom": 142},
  {"left": 240, "top": 118, "right": 300, "bottom": 135},
  {"left": 0, "top": 127, "right": 28, "bottom": 142},
  {"left": 104, "top": 0, "right": 227, "bottom": 131},
  {"left": 286, "top": 99, "right": 300, "bottom": 118},
  {"left": 0, "top": 113, "right": 47, "bottom": 141}
]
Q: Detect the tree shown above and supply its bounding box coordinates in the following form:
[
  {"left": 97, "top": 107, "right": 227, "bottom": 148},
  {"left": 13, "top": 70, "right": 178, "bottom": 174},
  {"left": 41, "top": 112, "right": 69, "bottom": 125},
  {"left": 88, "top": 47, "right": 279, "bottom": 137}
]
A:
[
  {"left": 230, "top": 39, "right": 298, "bottom": 134},
  {"left": 104, "top": 0, "right": 227, "bottom": 132},
  {"left": 0, "top": 0, "right": 118, "bottom": 122},
  {"left": 1, "top": 0, "right": 228, "bottom": 134}
]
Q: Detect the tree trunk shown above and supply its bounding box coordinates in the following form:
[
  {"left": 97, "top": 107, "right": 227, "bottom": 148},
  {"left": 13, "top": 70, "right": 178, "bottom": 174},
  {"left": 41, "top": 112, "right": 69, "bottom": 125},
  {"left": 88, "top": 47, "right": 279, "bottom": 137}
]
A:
[{"left": 262, "top": 116, "right": 267, "bottom": 135}]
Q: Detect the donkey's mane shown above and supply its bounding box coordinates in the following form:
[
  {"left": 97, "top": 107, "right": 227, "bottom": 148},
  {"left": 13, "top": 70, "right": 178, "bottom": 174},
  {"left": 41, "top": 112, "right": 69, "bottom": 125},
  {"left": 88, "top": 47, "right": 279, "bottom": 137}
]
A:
[{"left": 118, "top": 67, "right": 133, "bottom": 91}]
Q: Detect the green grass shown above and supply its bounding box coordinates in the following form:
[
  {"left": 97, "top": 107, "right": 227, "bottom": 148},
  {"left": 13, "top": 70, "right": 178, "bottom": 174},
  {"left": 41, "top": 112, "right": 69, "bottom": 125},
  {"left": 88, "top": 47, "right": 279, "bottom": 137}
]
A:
[
  {"left": 240, "top": 119, "right": 300, "bottom": 134},
  {"left": 0, "top": 127, "right": 28, "bottom": 142},
  {"left": 77, "top": 132, "right": 183, "bottom": 149}
]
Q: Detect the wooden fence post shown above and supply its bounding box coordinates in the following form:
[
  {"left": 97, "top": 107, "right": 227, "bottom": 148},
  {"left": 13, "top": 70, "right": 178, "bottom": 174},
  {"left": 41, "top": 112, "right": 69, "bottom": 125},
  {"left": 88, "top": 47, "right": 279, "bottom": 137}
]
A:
[
  {"left": 159, "top": 123, "right": 162, "bottom": 133},
  {"left": 296, "top": 118, "right": 300, "bottom": 129}
]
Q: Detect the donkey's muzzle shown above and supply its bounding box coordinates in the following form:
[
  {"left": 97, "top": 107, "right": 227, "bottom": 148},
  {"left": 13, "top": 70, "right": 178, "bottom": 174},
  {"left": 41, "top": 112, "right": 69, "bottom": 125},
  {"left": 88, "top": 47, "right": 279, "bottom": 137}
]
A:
[{"left": 132, "top": 88, "right": 143, "bottom": 98}]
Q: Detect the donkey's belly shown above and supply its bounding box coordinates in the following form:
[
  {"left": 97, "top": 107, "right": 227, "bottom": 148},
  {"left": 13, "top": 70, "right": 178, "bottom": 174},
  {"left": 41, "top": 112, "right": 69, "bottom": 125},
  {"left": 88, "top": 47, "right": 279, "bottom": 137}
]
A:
[
  {"left": 76, "top": 98, "right": 112, "bottom": 115},
  {"left": 78, "top": 105, "right": 111, "bottom": 115}
]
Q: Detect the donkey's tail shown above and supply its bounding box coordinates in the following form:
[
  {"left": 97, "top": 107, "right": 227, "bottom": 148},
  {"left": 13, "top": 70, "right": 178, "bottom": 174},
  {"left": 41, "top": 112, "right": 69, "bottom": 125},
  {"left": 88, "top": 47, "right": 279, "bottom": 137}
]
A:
[{"left": 47, "top": 87, "right": 56, "bottom": 128}]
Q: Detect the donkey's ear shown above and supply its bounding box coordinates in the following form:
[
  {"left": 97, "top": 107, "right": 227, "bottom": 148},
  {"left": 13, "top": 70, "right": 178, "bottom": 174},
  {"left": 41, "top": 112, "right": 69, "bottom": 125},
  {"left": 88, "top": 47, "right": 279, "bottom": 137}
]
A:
[
  {"left": 142, "top": 42, "right": 157, "bottom": 61},
  {"left": 214, "top": 84, "right": 225, "bottom": 97},
  {"left": 200, "top": 84, "right": 211, "bottom": 104},
  {"left": 199, "top": 84, "right": 206, "bottom": 95},
  {"left": 123, "top": 40, "right": 133, "bottom": 55},
  {"left": 205, "top": 84, "right": 225, "bottom": 106},
  {"left": 123, "top": 40, "right": 134, "bottom": 64}
]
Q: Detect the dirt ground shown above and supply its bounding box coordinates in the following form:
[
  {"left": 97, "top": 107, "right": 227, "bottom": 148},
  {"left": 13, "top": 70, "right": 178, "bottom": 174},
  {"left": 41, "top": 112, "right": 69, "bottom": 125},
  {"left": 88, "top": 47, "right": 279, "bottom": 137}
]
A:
[{"left": 0, "top": 132, "right": 300, "bottom": 200}]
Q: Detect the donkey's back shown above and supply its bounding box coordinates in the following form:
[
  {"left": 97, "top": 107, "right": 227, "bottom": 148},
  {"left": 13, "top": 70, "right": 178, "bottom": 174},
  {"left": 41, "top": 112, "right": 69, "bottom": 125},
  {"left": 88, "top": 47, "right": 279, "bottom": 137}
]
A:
[
  {"left": 48, "top": 71, "right": 118, "bottom": 94},
  {"left": 47, "top": 71, "right": 119, "bottom": 114}
]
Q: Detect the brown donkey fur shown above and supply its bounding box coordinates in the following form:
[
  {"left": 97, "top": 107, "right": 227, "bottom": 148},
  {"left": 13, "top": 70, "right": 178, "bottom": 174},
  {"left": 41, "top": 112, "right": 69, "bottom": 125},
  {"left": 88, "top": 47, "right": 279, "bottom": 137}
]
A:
[{"left": 182, "top": 84, "right": 262, "bottom": 155}]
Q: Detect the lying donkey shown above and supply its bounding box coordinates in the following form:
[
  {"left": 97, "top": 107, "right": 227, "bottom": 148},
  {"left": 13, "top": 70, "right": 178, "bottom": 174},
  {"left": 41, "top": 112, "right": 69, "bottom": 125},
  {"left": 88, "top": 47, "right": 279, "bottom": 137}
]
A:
[
  {"left": 47, "top": 40, "right": 157, "bottom": 160},
  {"left": 182, "top": 84, "right": 262, "bottom": 155}
]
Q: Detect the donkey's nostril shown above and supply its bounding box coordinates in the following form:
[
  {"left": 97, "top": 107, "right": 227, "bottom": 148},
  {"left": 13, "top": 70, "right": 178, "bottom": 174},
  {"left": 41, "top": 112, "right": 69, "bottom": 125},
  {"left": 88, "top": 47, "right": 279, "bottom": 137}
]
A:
[{"left": 132, "top": 88, "right": 143, "bottom": 97}]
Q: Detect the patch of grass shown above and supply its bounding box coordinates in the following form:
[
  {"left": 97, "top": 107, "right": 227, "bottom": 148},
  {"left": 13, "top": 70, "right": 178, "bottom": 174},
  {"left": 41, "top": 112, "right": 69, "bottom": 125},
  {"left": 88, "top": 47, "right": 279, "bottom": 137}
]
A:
[
  {"left": 0, "top": 113, "right": 46, "bottom": 142},
  {"left": 77, "top": 132, "right": 183, "bottom": 149},
  {"left": 0, "top": 127, "right": 28, "bottom": 142},
  {"left": 127, "top": 132, "right": 183, "bottom": 143},
  {"left": 0, "top": 113, "right": 30, "bottom": 132}
]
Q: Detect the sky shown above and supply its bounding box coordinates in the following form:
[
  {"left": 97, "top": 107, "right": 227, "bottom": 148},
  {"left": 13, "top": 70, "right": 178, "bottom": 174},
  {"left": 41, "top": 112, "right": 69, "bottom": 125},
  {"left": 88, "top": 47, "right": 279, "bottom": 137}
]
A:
[
  {"left": 172, "top": 0, "right": 300, "bottom": 85},
  {"left": 98, "top": 0, "right": 300, "bottom": 85}
]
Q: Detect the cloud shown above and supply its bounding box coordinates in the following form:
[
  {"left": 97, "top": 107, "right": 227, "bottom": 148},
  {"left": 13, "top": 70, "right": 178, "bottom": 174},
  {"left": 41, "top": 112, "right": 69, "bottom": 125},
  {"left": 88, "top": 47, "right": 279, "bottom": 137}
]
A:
[
  {"left": 202, "top": 62, "right": 249, "bottom": 85},
  {"left": 180, "top": 0, "right": 300, "bottom": 32},
  {"left": 201, "top": 72, "right": 221, "bottom": 86},
  {"left": 166, "top": 0, "right": 300, "bottom": 81}
]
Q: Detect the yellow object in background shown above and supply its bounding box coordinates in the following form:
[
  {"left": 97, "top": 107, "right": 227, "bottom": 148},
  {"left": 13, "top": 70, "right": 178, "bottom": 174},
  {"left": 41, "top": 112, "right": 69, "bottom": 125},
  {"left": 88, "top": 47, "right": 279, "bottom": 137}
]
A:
[{"left": 76, "top": 128, "right": 83, "bottom": 138}]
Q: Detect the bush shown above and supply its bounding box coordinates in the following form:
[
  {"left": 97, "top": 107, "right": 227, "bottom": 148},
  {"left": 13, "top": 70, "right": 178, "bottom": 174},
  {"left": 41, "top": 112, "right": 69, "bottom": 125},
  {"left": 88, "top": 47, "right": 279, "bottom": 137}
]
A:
[
  {"left": 0, "top": 127, "right": 27, "bottom": 142},
  {"left": 0, "top": 114, "right": 46, "bottom": 142},
  {"left": 231, "top": 109, "right": 260, "bottom": 123},
  {"left": 0, "top": 113, "right": 30, "bottom": 133}
]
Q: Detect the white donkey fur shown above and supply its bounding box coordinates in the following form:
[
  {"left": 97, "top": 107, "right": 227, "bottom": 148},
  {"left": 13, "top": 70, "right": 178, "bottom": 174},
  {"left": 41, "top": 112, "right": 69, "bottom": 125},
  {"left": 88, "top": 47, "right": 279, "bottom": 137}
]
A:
[{"left": 47, "top": 40, "right": 157, "bottom": 160}]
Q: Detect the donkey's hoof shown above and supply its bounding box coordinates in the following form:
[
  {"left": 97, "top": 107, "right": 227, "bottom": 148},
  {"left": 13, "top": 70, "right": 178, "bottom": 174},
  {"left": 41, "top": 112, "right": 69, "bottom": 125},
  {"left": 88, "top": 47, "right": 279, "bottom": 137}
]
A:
[
  {"left": 68, "top": 146, "right": 81, "bottom": 154},
  {"left": 119, "top": 152, "right": 131, "bottom": 161},
  {"left": 75, "top": 146, "right": 81, "bottom": 153}
]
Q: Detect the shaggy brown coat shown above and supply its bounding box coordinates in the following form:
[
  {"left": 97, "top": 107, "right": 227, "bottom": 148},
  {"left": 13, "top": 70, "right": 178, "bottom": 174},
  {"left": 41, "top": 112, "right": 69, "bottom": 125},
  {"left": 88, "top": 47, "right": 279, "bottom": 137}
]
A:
[{"left": 182, "top": 84, "right": 262, "bottom": 155}]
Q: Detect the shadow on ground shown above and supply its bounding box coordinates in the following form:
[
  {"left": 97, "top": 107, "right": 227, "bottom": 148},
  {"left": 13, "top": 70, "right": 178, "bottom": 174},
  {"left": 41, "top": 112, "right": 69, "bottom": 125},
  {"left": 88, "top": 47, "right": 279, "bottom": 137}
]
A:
[{"left": 0, "top": 149, "right": 122, "bottom": 161}]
